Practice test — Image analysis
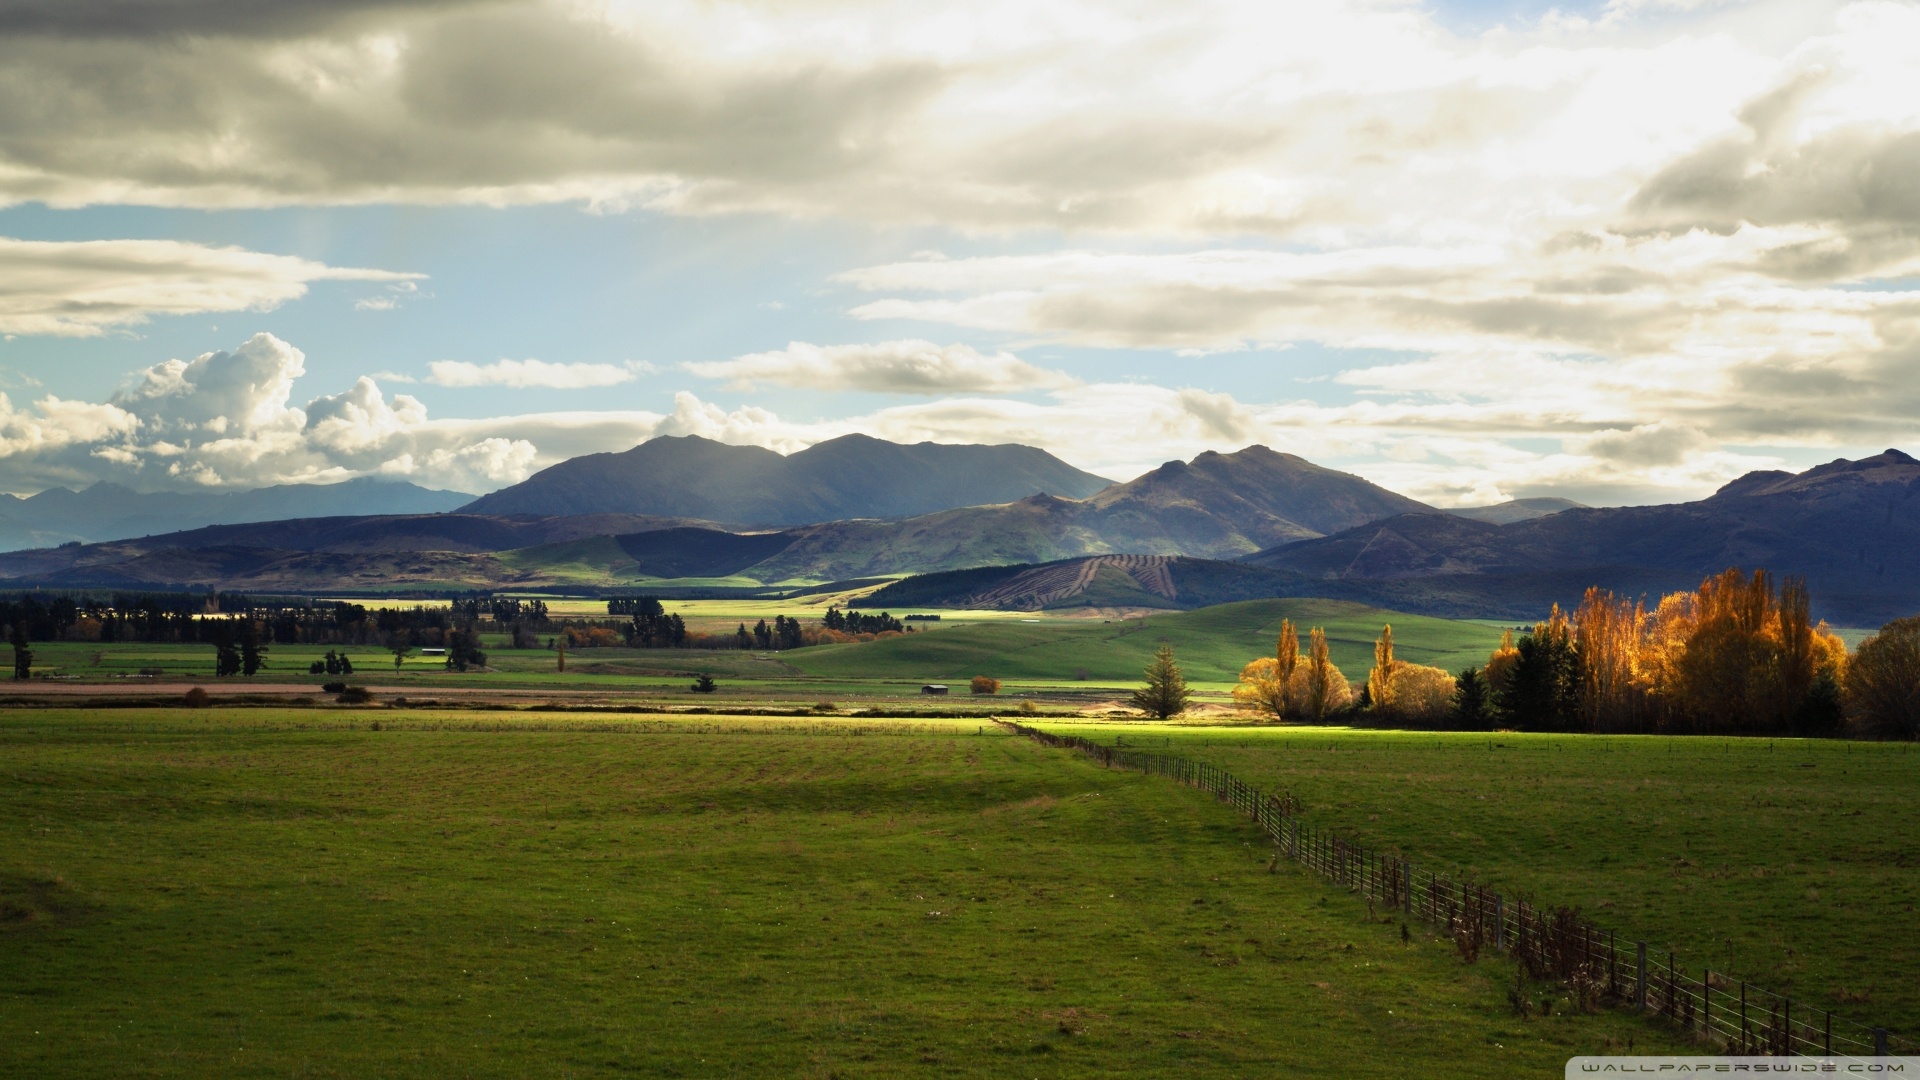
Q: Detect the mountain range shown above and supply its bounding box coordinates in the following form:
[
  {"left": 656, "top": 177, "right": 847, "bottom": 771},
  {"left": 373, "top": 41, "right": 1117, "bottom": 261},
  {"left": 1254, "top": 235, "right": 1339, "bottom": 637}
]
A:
[
  {"left": 0, "top": 477, "right": 468, "bottom": 551},
  {"left": 1, "top": 437, "right": 1915, "bottom": 626},
  {"left": 1245, "top": 449, "right": 1920, "bottom": 624},
  {"left": 460, "top": 433, "right": 1113, "bottom": 523}
]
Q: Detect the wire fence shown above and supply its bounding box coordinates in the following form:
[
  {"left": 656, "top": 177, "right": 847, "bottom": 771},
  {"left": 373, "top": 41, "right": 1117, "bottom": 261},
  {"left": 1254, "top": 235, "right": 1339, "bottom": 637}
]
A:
[{"left": 999, "top": 720, "right": 1911, "bottom": 1058}]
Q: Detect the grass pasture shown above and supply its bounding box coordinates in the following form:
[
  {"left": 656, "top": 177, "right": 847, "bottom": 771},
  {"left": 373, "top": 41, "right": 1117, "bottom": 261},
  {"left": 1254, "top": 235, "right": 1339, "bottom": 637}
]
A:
[
  {"left": 0, "top": 709, "right": 1682, "bottom": 1077},
  {"left": 1034, "top": 723, "right": 1920, "bottom": 1039},
  {"left": 788, "top": 599, "right": 1506, "bottom": 688}
]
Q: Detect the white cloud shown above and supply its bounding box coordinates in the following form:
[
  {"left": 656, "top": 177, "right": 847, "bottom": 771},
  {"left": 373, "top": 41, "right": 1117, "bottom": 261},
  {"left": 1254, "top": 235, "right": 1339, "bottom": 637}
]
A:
[
  {"left": 424, "top": 358, "right": 644, "bottom": 389},
  {"left": 684, "top": 340, "right": 1076, "bottom": 394},
  {"left": 0, "top": 331, "right": 1862, "bottom": 504},
  {"left": 0, "top": 236, "right": 420, "bottom": 336}
]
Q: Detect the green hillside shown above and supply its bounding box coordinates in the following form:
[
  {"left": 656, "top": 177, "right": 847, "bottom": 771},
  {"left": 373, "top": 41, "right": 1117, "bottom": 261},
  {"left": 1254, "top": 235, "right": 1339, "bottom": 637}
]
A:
[{"left": 785, "top": 598, "right": 1506, "bottom": 685}]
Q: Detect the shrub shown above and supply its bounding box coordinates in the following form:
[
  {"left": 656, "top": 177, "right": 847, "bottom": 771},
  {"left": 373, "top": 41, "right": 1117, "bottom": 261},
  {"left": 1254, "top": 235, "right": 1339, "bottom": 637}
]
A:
[
  {"left": 1845, "top": 616, "right": 1920, "bottom": 739},
  {"left": 1387, "top": 664, "right": 1459, "bottom": 727},
  {"left": 337, "top": 686, "right": 374, "bottom": 704},
  {"left": 813, "top": 701, "right": 837, "bottom": 713},
  {"left": 1018, "top": 700, "right": 1038, "bottom": 715},
  {"left": 321, "top": 681, "right": 348, "bottom": 694},
  {"left": 969, "top": 675, "right": 1000, "bottom": 695},
  {"left": 308, "top": 661, "right": 327, "bottom": 674},
  {"left": 182, "top": 687, "right": 211, "bottom": 708}
]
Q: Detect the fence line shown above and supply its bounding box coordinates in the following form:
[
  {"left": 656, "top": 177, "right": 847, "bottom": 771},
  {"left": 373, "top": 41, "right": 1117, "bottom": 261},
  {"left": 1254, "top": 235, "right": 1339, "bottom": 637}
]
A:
[{"left": 998, "top": 720, "right": 1908, "bottom": 1058}]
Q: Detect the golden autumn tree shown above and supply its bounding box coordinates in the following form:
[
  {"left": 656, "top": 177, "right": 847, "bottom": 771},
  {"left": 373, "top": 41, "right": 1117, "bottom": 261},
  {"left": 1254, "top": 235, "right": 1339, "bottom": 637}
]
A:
[
  {"left": 1534, "top": 569, "right": 1850, "bottom": 734},
  {"left": 1366, "top": 624, "right": 1397, "bottom": 711},
  {"left": 1232, "top": 619, "right": 1303, "bottom": 720},
  {"left": 1572, "top": 588, "right": 1646, "bottom": 732},
  {"left": 1484, "top": 628, "right": 1520, "bottom": 699},
  {"left": 1232, "top": 657, "right": 1286, "bottom": 718},
  {"left": 1275, "top": 619, "right": 1299, "bottom": 711},
  {"left": 1303, "top": 626, "right": 1352, "bottom": 721}
]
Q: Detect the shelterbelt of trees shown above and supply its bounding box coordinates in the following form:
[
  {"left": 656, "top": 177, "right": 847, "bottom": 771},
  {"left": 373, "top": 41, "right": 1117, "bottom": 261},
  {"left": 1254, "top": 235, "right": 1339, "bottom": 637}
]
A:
[
  {"left": 1235, "top": 568, "right": 1920, "bottom": 739},
  {"left": 582, "top": 598, "right": 914, "bottom": 652}
]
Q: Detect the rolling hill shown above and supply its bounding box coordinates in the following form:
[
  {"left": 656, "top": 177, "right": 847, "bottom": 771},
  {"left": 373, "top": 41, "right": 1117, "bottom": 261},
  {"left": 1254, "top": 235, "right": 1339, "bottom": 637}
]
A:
[
  {"left": 459, "top": 433, "right": 1114, "bottom": 523},
  {"left": 786, "top": 598, "right": 1506, "bottom": 685}
]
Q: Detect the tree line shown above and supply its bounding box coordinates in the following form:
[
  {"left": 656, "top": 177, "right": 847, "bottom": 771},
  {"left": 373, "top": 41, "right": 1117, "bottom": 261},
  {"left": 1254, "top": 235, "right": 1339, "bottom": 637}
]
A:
[{"left": 1232, "top": 568, "right": 1920, "bottom": 738}]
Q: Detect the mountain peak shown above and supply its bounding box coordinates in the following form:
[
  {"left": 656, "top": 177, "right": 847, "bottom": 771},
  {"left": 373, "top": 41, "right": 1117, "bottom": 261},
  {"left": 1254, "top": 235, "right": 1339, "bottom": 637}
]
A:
[
  {"left": 1713, "top": 448, "right": 1920, "bottom": 500},
  {"left": 461, "top": 433, "right": 1112, "bottom": 523}
]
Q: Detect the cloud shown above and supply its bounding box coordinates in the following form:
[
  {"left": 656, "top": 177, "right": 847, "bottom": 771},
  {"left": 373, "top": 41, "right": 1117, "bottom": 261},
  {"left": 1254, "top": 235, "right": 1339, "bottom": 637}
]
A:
[
  {"left": 0, "top": 0, "right": 1899, "bottom": 250},
  {"left": 0, "top": 331, "right": 1858, "bottom": 505},
  {"left": 684, "top": 340, "right": 1076, "bottom": 394},
  {"left": 424, "top": 358, "right": 643, "bottom": 389},
  {"left": 0, "top": 236, "right": 420, "bottom": 336}
]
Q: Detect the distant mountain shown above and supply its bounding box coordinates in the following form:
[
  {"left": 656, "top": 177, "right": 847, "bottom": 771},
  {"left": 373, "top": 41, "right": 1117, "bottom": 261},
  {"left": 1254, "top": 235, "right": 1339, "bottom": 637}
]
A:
[
  {"left": 1446, "top": 497, "right": 1585, "bottom": 525},
  {"left": 0, "top": 477, "right": 470, "bottom": 551},
  {"left": 460, "top": 433, "right": 1114, "bottom": 523},
  {"left": 0, "top": 446, "right": 1432, "bottom": 593},
  {"left": 0, "top": 512, "right": 737, "bottom": 587},
  {"left": 1246, "top": 450, "right": 1920, "bottom": 625},
  {"left": 741, "top": 446, "right": 1435, "bottom": 580}
]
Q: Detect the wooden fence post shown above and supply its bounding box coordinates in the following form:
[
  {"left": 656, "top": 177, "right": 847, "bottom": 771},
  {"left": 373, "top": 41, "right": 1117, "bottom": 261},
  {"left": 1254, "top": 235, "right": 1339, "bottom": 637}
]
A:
[
  {"left": 1698, "top": 965, "right": 1708, "bottom": 1034},
  {"left": 1635, "top": 940, "right": 1647, "bottom": 1009}
]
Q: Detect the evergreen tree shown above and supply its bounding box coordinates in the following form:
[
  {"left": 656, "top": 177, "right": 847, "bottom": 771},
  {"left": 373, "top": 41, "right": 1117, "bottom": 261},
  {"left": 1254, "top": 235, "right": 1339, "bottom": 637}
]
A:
[
  {"left": 1130, "top": 645, "right": 1190, "bottom": 720},
  {"left": 239, "top": 620, "right": 268, "bottom": 677},
  {"left": 9, "top": 623, "right": 31, "bottom": 681},
  {"left": 1451, "top": 667, "right": 1492, "bottom": 730},
  {"left": 212, "top": 625, "right": 241, "bottom": 677},
  {"left": 690, "top": 673, "right": 717, "bottom": 693},
  {"left": 734, "top": 623, "right": 752, "bottom": 650},
  {"left": 1500, "top": 622, "right": 1582, "bottom": 731}
]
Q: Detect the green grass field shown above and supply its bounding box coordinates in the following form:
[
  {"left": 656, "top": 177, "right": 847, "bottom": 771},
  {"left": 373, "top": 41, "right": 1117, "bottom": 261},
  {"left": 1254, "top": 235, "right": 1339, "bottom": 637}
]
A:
[
  {"left": 1032, "top": 723, "right": 1920, "bottom": 1038},
  {"left": 0, "top": 709, "right": 1687, "bottom": 1077},
  {"left": 14, "top": 599, "right": 1504, "bottom": 708},
  {"left": 788, "top": 599, "right": 1507, "bottom": 687}
]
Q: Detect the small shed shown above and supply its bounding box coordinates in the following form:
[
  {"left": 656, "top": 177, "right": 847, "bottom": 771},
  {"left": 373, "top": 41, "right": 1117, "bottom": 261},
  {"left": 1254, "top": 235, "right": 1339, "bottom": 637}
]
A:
[
  {"left": 419, "top": 648, "right": 447, "bottom": 656},
  {"left": 920, "top": 684, "right": 949, "bottom": 696}
]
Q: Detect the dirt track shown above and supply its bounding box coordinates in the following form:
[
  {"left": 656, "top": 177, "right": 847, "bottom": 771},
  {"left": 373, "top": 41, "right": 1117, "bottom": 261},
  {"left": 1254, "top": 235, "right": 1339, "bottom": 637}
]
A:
[{"left": 0, "top": 681, "right": 565, "bottom": 699}]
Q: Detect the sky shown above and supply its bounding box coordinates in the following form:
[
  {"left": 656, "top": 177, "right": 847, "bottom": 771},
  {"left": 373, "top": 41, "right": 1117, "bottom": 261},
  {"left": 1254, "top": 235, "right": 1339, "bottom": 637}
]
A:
[{"left": 0, "top": 0, "right": 1917, "bottom": 507}]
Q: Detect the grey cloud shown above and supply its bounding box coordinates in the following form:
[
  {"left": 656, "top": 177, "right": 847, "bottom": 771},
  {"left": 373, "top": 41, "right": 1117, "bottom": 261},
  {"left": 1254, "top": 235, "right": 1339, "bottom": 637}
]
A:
[
  {"left": 0, "top": 0, "right": 473, "bottom": 38},
  {"left": 0, "top": 235, "right": 415, "bottom": 336},
  {"left": 1630, "top": 70, "right": 1920, "bottom": 279},
  {"left": 1579, "top": 422, "right": 1708, "bottom": 467},
  {"left": 0, "top": 3, "right": 947, "bottom": 207}
]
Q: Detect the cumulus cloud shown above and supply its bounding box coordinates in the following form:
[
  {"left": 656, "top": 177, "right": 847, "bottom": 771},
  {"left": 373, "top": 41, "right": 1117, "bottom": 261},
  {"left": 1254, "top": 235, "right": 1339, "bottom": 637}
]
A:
[
  {"left": 0, "top": 236, "right": 419, "bottom": 336},
  {"left": 0, "top": 330, "right": 1837, "bottom": 504},
  {"left": 684, "top": 340, "right": 1076, "bottom": 394},
  {"left": 424, "top": 358, "right": 644, "bottom": 389}
]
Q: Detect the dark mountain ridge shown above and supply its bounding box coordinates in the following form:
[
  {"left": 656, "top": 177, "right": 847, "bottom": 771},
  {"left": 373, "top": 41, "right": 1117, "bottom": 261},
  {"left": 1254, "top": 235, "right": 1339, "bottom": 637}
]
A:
[
  {"left": 1247, "top": 450, "right": 1920, "bottom": 624},
  {"left": 0, "top": 477, "right": 469, "bottom": 551}
]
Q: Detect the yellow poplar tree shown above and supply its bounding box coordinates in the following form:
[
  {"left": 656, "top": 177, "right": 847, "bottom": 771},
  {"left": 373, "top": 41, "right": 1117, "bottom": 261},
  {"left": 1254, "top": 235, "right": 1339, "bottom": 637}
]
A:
[{"left": 1367, "top": 624, "right": 1397, "bottom": 710}]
